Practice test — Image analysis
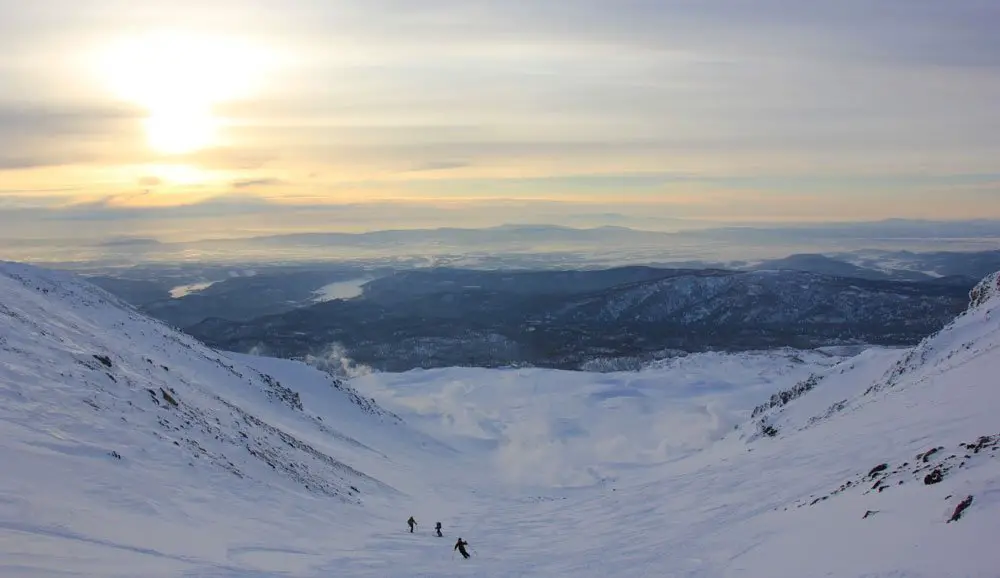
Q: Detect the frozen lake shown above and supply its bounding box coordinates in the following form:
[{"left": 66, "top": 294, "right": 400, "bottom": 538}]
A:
[{"left": 312, "top": 277, "right": 372, "bottom": 301}]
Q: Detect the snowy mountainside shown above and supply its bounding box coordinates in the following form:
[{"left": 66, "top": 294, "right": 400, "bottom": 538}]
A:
[
  {"left": 693, "top": 272, "right": 1000, "bottom": 576},
  {"left": 2, "top": 260, "right": 1000, "bottom": 577},
  {"left": 0, "top": 261, "right": 401, "bottom": 500},
  {"left": 746, "top": 270, "right": 1000, "bottom": 438},
  {"left": 0, "top": 262, "right": 448, "bottom": 577},
  {"left": 346, "top": 273, "right": 1000, "bottom": 576}
]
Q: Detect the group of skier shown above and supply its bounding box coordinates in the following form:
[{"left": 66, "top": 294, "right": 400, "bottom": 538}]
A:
[{"left": 406, "top": 516, "right": 471, "bottom": 559}]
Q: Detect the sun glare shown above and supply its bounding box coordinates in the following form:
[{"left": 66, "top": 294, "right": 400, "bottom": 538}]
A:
[
  {"left": 99, "top": 31, "right": 265, "bottom": 155},
  {"left": 145, "top": 106, "right": 219, "bottom": 155}
]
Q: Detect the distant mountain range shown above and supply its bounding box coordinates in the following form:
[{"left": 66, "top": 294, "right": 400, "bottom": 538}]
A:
[
  {"left": 147, "top": 220, "right": 1000, "bottom": 252},
  {"left": 185, "top": 268, "right": 970, "bottom": 371},
  {"left": 186, "top": 224, "right": 670, "bottom": 249},
  {"left": 11, "top": 220, "right": 1000, "bottom": 267},
  {"left": 751, "top": 253, "right": 935, "bottom": 282}
]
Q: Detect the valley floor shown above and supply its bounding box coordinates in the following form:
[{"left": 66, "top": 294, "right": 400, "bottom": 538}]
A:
[{"left": 269, "top": 351, "right": 1000, "bottom": 578}]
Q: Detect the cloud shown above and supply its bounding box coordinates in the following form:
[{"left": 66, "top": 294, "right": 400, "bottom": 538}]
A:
[
  {"left": 231, "top": 177, "right": 286, "bottom": 189},
  {"left": 138, "top": 176, "right": 163, "bottom": 187},
  {"left": 5, "top": 181, "right": 1000, "bottom": 228},
  {"left": 214, "top": 0, "right": 998, "bottom": 74},
  {"left": 0, "top": 103, "right": 140, "bottom": 134},
  {"left": 0, "top": 104, "right": 143, "bottom": 163},
  {"left": 0, "top": 155, "right": 90, "bottom": 170},
  {"left": 50, "top": 192, "right": 275, "bottom": 220},
  {"left": 0, "top": 102, "right": 145, "bottom": 170},
  {"left": 0, "top": 193, "right": 78, "bottom": 209},
  {"left": 405, "top": 161, "right": 470, "bottom": 173},
  {"left": 177, "top": 147, "right": 277, "bottom": 170}
]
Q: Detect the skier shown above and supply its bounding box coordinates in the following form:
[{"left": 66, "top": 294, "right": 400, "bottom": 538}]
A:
[
  {"left": 435, "top": 522, "right": 443, "bottom": 537},
  {"left": 454, "top": 537, "right": 470, "bottom": 559},
  {"left": 407, "top": 516, "right": 417, "bottom": 533}
]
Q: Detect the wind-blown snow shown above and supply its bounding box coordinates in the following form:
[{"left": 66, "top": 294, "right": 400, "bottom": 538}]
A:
[
  {"left": 2, "top": 260, "right": 999, "bottom": 577},
  {"left": 349, "top": 350, "right": 841, "bottom": 489}
]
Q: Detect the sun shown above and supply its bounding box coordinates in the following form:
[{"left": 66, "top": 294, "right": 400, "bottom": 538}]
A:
[
  {"left": 98, "top": 31, "right": 263, "bottom": 155},
  {"left": 144, "top": 105, "right": 219, "bottom": 155}
]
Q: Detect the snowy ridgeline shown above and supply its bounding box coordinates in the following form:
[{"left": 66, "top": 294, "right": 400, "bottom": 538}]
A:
[{"left": 1, "top": 260, "right": 999, "bottom": 577}]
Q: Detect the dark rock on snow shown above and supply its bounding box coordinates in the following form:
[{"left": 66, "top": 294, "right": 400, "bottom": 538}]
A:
[
  {"left": 948, "top": 496, "right": 974, "bottom": 523},
  {"left": 924, "top": 469, "right": 944, "bottom": 485}
]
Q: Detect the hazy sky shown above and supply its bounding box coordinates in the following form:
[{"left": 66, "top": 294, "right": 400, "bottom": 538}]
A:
[{"left": 2, "top": 0, "right": 999, "bottom": 240}]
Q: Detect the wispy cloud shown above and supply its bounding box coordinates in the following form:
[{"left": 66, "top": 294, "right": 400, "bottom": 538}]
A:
[
  {"left": 0, "top": 102, "right": 144, "bottom": 169},
  {"left": 231, "top": 177, "right": 285, "bottom": 189},
  {"left": 137, "top": 176, "right": 162, "bottom": 187},
  {"left": 405, "top": 161, "right": 470, "bottom": 173}
]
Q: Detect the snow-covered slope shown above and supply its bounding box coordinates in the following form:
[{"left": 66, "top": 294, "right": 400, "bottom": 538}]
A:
[
  {"left": 349, "top": 273, "right": 1000, "bottom": 576},
  {"left": 0, "top": 261, "right": 447, "bottom": 577},
  {"left": 2, "top": 261, "right": 999, "bottom": 577}
]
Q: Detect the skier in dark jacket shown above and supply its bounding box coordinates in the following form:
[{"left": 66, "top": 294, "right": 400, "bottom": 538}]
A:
[
  {"left": 407, "top": 516, "right": 417, "bottom": 533},
  {"left": 435, "top": 522, "right": 443, "bottom": 537},
  {"left": 454, "top": 537, "right": 470, "bottom": 559}
]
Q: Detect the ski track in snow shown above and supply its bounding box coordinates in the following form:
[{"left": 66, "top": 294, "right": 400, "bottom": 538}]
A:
[{"left": 1, "top": 260, "right": 1000, "bottom": 577}]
